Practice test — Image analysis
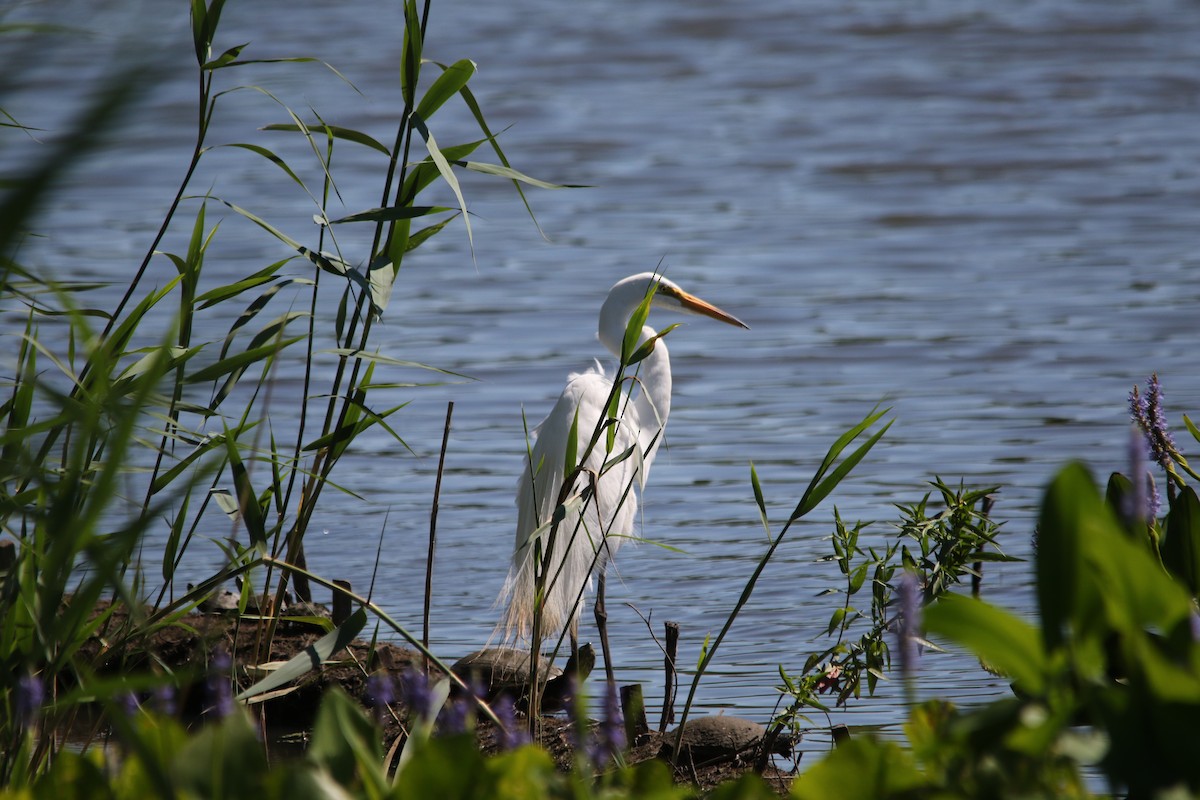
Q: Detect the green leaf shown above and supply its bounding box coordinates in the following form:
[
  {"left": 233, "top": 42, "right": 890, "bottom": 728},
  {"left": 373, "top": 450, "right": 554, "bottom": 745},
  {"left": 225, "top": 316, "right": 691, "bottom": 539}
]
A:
[
  {"left": 173, "top": 711, "right": 265, "bottom": 799},
  {"left": 215, "top": 198, "right": 302, "bottom": 250},
  {"left": 237, "top": 608, "right": 368, "bottom": 701},
  {"left": 195, "top": 260, "right": 293, "bottom": 308},
  {"left": 565, "top": 406, "right": 580, "bottom": 478},
  {"left": 790, "top": 738, "right": 926, "bottom": 800},
  {"left": 410, "top": 113, "right": 473, "bottom": 257},
  {"left": 621, "top": 281, "right": 656, "bottom": 363},
  {"left": 629, "top": 324, "right": 679, "bottom": 365},
  {"left": 225, "top": 435, "right": 267, "bottom": 550},
  {"left": 214, "top": 142, "right": 307, "bottom": 190},
  {"left": 399, "top": 0, "right": 422, "bottom": 108},
  {"left": 791, "top": 408, "right": 892, "bottom": 521},
  {"left": 262, "top": 122, "right": 389, "bottom": 155},
  {"left": 307, "top": 688, "right": 386, "bottom": 793},
  {"left": 415, "top": 59, "right": 476, "bottom": 121},
  {"left": 749, "top": 462, "right": 770, "bottom": 539},
  {"left": 460, "top": 160, "right": 587, "bottom": 189},
  {"left": 848, "top": 562, "right": 869, "bottom": 594},
  {"left": 201, "top": 41, "right": 248, "bottom": 70},
  {"left": 1162, "top": 486, "right": 1200, "bottom": 596},
  {"left": 924, "top": 593, "right": 1047, "bottom": 695},
  {"left": 328, "top": 205, "right": 452, "bottom": 224},
  {"left": 184, "top": 335, "right": 305, "bottom": 384}
]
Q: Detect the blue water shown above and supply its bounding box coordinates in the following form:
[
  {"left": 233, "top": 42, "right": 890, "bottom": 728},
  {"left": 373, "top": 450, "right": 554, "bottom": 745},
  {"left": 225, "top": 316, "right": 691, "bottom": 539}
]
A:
[{"left": 5, "top": 0, "right": 1200, "bottom": 757}]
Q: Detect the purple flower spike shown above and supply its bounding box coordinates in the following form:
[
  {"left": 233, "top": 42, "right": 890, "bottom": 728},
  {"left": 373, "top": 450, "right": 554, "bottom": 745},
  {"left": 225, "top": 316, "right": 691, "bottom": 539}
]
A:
[
  {"left": 1131, "top": 374, "right": 1180, "bottom": 473},
  {"left": 588, "top": 681, "right": 626, "bottom": 765},
  {"left": 153, "top": 685, "right": 177, "bottom": 716},
  {"left": 897, "top": 571, "right": 921, "bottom": 683},
  {"left": 399, "top": 666, "right": 433, "bottom": 721},
  {"left": 15, "top": 673, "right": 45, "bottom": 731},
  {"left": 205, "top": 648, "right": 235, "bottom": 720},
  {"left": 492, "top": 695, "right": 529, "bottom": 750},
  {"left": 365, "top": 672, "right": 396, "bottom": 709},
  {"left": 438, "top": 697, "right": 472, "bottom": 735},
  {"left": 118, "top": 691, "right": 141, "bottom": 718}
]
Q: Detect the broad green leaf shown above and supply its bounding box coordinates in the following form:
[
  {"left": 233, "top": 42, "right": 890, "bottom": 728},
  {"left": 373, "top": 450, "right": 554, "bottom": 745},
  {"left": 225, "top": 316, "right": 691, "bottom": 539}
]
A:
[
  {"left": 399, "top": 0, "right": 422, "bottom": 108},
  {"left": 328, "top": 205, "right": 452, "bottom": 224},
  {"left": 261, "top": 123, "right": 389, "bottom": 155},
  {"left": 308, "top": 688, "right": 386, "bottom": 793},
  {"left": 925, "top": 593, "right": 1047, "bottom": 695},
  {"left": 173, "top": 711, "right": 265, "bottom": 799},
  {"left": 629, "top": 324, "right": 679, "bottom": 365},
  {"left": 410, "top": 113, "right": 472, "bottom": 256},
  {"left": 791, "top": 738, "right": 926, "bottom": 800},
  {"left": 213, "top": 142, "right": 307, "bottom": 190},
  {"left": 195, "top": 260, "right": 293, "bottom": 308},
  {"left": 791, "top": 411, "right": 892, "bottom": 521},
  {"left": 184, "top": 335, "right": 304, "bottom": 385},
  {"left": 237, "top": 608, "right": 368, "bottom": 701},
  {"left": 621, "top": 281, "right": 656, "bottom": 363},
  {"left": 1163, "top": 486, "right": 1200, "bottom": 597},
  {"left": 415, "top": 58, "right": 476, "bottom": 121},
  {"left": 201, "top": 41, "right": 248, "bottom": 70},
  {"left": 216, "top": 198, "right": 302, "bottom": 250},
  {"left": 461, "top": 160, "right": 587, "bottom": 189},
  {"left": 225, "top": 436, "right": 267, "bottom": 550}
]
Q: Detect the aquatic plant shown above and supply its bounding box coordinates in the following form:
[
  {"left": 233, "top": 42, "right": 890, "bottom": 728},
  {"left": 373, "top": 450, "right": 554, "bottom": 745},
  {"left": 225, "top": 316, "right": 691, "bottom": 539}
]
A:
[{"left": 0, "top": 0, "right": 553, "bottom": 782}]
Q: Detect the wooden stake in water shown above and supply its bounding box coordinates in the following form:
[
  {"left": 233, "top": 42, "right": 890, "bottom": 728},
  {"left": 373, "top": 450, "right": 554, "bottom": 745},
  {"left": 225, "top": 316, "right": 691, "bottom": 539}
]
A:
[{"left": 660, "top": 620, "right": 679, "bottom": 731}]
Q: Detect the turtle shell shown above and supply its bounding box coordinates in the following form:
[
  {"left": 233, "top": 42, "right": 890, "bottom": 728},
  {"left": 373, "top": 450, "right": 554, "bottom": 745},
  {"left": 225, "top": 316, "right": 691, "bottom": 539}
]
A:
[
  {"left": 663, "top": 715, "right": 792, "bottom": 764},
  {"left": 452, "top": 648, "right": 561, "bottom": 700},
  {"left": 452, "top": 643, "right": 594, "bottom": 711}
]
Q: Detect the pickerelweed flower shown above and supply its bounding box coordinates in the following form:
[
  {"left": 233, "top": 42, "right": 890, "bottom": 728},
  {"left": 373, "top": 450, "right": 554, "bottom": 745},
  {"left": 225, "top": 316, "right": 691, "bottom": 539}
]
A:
[
  {"left": 118, "top": 691, "right": 141, "bottom": 718},
  {"left": 365, "top": 672, "right": 396, "bottom": 724},
  {"left": 587, "top": 681, "right": 626, "bottom": 766},
  {"left": 15, "top": 673, "right": 45, "bottom": 731},
  {"left": 897, "top": 571, "right": 921, "bottom": 684},
  {"left": 399, "top": 666, "right": 433, "bottom": 721},
  {"left": 438, "top": 695, "right": 472, "bottom": 735},
  {"left": 205, "top": 648, "right": 234, "bottom": 720},
  {"left": 153, "top": 684, "right": 177, "bottom": 716},
  {"left": 1126, "top": 425, "right": 1149, "bottom": 526},
  {"left": 1130, "top": 374, "right": 1179, "bottom": 473},
  {"left": 492, "top": 695, "right": 530, "bottom": 750}
]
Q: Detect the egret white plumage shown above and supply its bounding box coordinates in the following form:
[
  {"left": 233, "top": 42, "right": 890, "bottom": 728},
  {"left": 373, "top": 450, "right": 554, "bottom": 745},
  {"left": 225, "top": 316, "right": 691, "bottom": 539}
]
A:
[{"left": 496, "top": 272, "right": 747, "bottom": 681}]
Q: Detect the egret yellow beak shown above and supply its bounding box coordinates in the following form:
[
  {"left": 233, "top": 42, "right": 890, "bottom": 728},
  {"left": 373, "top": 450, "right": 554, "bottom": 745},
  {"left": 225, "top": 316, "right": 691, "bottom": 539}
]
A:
[{"left": 658, "top": 283, "right": 749, "bottom": 329}]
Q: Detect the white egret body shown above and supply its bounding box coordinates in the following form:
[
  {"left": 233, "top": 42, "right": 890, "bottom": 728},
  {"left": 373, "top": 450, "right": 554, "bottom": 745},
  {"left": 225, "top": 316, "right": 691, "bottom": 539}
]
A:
[{"left": 496, "top": 273, "right": 747, "bottom": 676}]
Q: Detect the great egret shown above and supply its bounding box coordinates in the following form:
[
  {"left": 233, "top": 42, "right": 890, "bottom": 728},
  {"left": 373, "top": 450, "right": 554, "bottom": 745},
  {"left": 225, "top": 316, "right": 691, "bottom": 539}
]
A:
[{"left": 497, "top": 272, "right": 747, "bottom": 682}]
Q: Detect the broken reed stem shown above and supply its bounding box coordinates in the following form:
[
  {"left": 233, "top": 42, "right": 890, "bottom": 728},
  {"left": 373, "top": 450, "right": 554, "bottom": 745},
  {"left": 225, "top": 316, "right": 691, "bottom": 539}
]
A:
[
  {"left": 424, "top": 401, "right": 454, "bottom": 668},
  {"left": 661, "top": 620, "right": 679, "bottom": 731},
  {"left": 621, "top": 683, "right": 649, "bottom": 745}
]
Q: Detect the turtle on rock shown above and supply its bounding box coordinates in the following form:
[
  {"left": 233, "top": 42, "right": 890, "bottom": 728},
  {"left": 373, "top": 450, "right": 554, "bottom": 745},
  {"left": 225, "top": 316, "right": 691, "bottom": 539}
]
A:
[
  {"left": 663, "top": 715, "right": 794, "bottom": 766},
  {"left": 451, "top": 643, "right": 595, "bottom": 712}
]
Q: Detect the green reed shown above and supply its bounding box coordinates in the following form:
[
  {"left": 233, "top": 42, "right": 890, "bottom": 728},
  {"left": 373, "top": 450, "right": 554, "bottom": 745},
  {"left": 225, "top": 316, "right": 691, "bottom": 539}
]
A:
[{"left": 0, "top": 0, "right": 558, "bottom": 781}]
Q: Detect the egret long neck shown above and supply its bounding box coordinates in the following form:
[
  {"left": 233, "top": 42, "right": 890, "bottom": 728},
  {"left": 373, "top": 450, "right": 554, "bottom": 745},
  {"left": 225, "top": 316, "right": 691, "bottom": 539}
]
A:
[{"left": 598, "top": 319, "right": 672, "bottom": 470}]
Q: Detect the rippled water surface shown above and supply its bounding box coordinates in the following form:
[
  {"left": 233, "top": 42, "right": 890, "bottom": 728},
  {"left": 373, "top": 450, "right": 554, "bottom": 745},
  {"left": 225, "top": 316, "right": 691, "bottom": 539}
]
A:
[{"left": 6, "top": 0, "right": 1200, "bottom": 753}]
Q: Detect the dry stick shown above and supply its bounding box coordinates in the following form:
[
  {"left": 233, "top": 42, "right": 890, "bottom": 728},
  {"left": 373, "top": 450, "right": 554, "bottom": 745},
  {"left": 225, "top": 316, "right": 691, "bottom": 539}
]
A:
[
  {"left": 424, "top": 401, "right": 454, "bottom": 671},
  {"left": 660, "top": 620, "right": 679, "bottom": 731}
]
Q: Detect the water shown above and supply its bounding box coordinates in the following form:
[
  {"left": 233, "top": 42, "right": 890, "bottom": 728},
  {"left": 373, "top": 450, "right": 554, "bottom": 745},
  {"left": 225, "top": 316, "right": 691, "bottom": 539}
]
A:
[{"left": 5, "top": 0, "right": 1200, "bottom": 755}]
